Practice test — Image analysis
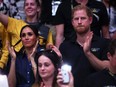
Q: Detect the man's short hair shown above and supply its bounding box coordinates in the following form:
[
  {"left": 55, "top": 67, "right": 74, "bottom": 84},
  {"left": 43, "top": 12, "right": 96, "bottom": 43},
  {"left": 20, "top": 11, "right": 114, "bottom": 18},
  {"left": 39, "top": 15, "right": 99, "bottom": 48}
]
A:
[{"left": 72, "top": 5, "right": 93, "bottom": 19}]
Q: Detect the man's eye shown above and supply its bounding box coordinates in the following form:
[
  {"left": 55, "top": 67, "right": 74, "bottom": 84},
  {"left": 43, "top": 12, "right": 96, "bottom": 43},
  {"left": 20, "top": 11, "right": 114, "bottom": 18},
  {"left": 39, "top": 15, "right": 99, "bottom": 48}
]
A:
[{"left": 81, "top": 17, "right": 86, "bottom": 20}]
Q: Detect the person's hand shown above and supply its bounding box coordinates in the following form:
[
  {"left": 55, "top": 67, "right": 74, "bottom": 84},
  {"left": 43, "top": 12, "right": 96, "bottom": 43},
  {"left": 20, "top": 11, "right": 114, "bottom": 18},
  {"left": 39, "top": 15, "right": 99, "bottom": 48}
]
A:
[
  {"left": 47, "top": 44, "right": 62, "bottom": 58},
  {"left": 46, "top": 43, "right": 53, "bottom": 50},
  {"left": 29, "top": 40, "right": 39, "bottom": 70},
  {"left": 6, "top": 40, "right": 16, "bottom": 60},
  {"left": 29, "top": 40, "right": 39, "bottom": 59},
  {"left": 83, "top": 32, "right": 93, "bottom": 54},
  {"left": 57, "top": 69, "right": 74, "bottom": 87}
]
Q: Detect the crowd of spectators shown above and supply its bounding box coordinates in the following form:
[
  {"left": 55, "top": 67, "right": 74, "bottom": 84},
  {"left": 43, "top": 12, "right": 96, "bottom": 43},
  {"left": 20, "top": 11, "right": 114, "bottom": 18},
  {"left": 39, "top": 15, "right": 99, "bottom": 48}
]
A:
[{"left": 0, "top": 0, "right": 116, "bottom": 87}]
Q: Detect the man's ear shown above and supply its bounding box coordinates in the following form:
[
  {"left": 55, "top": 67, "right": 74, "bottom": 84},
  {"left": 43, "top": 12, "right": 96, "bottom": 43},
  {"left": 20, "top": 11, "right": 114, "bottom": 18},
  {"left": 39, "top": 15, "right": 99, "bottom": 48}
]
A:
[
  {"left": 72, "top": 19, "right": 74, "bottom": 26},
  {"left": 89, "top": 17, "right": 93, "bottom": 24},
  {"left": 107, "top": 52, "right": 112, "bottom": 60}
]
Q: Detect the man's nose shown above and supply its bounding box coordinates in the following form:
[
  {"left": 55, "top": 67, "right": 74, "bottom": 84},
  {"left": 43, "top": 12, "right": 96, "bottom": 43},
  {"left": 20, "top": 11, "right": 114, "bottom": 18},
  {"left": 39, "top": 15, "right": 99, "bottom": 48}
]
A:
[{"left": 78, "top": 18, "right": 82, "bottom": 23}]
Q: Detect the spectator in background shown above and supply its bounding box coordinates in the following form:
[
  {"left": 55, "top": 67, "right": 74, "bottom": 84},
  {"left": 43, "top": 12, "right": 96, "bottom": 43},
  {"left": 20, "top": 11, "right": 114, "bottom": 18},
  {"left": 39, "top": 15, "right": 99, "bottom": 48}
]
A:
[
  {"left": 41, "top": 0, "right": 61, "bottom": 24},
  {"left": 84, "top": 39, "right": 116, "bottom": 87},
  {"left": 102, "top": 0, "right": 116, "bottom": 40},
  {"left": 59, "top": 5, "right": 110, "bottom": 87},
  {"left": 0, "top": 0, "right": 9, "bottom": 15},
  {"left": 9, "top": 0, "right": 26, "bottom": 20},
  {"left": 41, "top": 0, "right": 61, "bottom": 43},
  {"left": 40, "top": 0, "right": 52, "bottom": 24},
  {"left": 54, "top": 0, "right": 110, "bottom": 48}
]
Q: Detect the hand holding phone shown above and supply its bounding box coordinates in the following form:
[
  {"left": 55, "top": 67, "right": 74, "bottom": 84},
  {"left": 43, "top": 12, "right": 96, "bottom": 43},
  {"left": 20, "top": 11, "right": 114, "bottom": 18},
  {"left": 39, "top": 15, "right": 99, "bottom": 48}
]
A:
[{"left": 61, "top": 64, "right": 72, "bottom": 83}]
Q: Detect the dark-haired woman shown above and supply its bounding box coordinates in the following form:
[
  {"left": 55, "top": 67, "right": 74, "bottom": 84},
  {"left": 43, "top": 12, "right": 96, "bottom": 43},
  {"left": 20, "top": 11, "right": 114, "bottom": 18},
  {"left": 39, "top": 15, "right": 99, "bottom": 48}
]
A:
[
  {"left": 32, "top": 49, "right": 74, "bottom": 87},
  {"left": 0, "top": 0, "right": 53, "bottom": 75},
  {"left": 7, "top": 25, "right": 43, "bottom": 87},
  {"left": 0, "top": 0, "right": 53, "bottom": 53},
  {"left": 32, "top": 49, "right": 61, "bottom": 87}
]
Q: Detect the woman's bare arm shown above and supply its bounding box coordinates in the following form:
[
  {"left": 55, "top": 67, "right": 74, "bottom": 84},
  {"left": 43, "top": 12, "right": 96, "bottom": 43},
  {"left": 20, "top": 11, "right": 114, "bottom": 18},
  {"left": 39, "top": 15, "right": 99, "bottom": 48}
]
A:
[{"left": 0, "top": 13, "right": 8, "bottom": 27}]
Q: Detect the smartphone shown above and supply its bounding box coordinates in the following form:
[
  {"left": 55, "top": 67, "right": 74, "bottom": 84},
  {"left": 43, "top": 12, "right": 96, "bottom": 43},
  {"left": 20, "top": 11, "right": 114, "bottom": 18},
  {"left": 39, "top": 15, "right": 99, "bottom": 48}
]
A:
[{"left": 61, "top": 64, "right": 72, "bottom": 83}]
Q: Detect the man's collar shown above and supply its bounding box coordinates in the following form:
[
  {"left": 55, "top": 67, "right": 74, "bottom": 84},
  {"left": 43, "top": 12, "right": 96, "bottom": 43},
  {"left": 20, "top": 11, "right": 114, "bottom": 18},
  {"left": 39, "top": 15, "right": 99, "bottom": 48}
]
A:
[{"left": 71, "top": 34, "right": 99, "bottom": 44}]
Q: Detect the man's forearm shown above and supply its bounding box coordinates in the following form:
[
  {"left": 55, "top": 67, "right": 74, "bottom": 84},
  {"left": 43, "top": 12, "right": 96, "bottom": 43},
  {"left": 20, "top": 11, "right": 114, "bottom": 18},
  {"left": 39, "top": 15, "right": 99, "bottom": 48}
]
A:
[{"left": 85, "top": 51, "right": 109, "bottom": 71}]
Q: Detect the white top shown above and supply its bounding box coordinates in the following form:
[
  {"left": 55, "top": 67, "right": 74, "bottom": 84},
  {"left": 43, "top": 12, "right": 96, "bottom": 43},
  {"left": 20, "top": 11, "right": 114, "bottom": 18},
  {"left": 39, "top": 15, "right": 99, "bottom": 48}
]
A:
[{"left": 0, "top": 75, "right": 9, "bottom": 87}]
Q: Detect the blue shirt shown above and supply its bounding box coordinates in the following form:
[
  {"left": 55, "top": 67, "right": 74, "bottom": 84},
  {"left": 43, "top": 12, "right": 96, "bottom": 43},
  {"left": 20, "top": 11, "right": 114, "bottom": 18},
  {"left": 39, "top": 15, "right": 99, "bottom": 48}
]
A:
[
  {"left": 15, "top": 46, "right": 44, "bottom": 87},
  {"left": 15, "top": 52, "right": 35, "bottom": 87}
]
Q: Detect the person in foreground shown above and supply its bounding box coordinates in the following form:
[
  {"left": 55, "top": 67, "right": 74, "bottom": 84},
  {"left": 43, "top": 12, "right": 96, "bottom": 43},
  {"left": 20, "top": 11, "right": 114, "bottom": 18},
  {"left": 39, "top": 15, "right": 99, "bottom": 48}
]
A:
[
  {"left": 84, "top": 39, "right": 116, "bottom": 87},
  {"left": 32, "top": 49, "right": 74, "bottom": 87},
  {"left": 7, "top": 25, "right": 44, "bottom": 87}
]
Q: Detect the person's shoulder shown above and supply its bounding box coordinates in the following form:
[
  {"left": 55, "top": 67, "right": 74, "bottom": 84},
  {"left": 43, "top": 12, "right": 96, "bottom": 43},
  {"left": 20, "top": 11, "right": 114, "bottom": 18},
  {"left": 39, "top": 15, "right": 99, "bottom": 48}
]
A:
[
  {"left": 60, "top": 40, "right": 75, "bottom": 50},
  {"left": 85, "top": 69, "right": 108, "bottom": 83},
  {"left": 93, "top": 35, "right": 110, "bottom": 43},
  {"left": 84, "top": 69, "right": 108, "bottom": 87},
  {"left": 8, "top": 17, "right": 26, "bottom": 24},
  {"left": 89, "top": 0, "right": 105, "bottom": 7},
  {"left": 90, "top": 0, "right": 103, "bottom": 4},
  {"left": 39, "top": 24, "right": 50, "bottom": 30},
  {"left": 101, "top": 38, "right": 111, "bottom": 46},
  {"left": 58, "top": 1, "right": 71, "bottom": 9},
  {"left": 61, "top": 40, "right": 73, "bottom": 45},
  {"left": 90, "top": 69, "right": 107, "bottom": 77}
]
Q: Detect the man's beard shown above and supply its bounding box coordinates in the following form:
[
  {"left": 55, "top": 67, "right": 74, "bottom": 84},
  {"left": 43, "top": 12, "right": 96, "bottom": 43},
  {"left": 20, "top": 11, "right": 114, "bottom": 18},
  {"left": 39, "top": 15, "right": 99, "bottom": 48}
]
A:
[{"left": 75, "top": 25, "right": 89, "bottom": 34}]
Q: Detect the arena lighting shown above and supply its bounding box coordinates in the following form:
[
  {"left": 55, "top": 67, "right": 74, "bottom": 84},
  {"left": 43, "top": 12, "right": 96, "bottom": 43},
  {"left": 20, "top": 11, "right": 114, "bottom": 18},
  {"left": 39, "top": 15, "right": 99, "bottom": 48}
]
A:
[{"left": 0, "top": 74, "right": 9, "bottom": 87}]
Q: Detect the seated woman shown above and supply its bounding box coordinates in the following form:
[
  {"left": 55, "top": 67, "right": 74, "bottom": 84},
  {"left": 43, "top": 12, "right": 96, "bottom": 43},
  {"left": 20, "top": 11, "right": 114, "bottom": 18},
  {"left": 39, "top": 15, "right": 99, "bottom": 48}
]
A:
[
  {"left": 0, "top": 0, "right": 53, "bottom": 52},
  {"left": 32, "top": 49, "right": 74, "bottom": 87},
  {"left": 7, "top": 25, "right": 43, "bottom": 87},
  {"left": 0, "top": 0, "right": 53, "bottom": 73}
]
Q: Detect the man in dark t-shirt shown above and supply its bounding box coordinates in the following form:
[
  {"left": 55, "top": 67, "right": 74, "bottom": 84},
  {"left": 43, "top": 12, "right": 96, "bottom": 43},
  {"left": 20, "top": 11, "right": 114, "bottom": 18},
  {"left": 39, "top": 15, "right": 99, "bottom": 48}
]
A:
[
  {"left": 59, "top": 5, "right": 110, "bottom": 87},
  {"left": 54, "top": 0, "right": 110, "bottom": 48}
]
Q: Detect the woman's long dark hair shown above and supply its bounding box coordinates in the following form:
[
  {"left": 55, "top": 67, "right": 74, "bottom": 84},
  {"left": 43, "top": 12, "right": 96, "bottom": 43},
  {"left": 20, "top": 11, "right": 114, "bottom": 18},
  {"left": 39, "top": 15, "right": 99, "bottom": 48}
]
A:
[{"left": 34, "top": 49, "right": 62, "bottom": 86}]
